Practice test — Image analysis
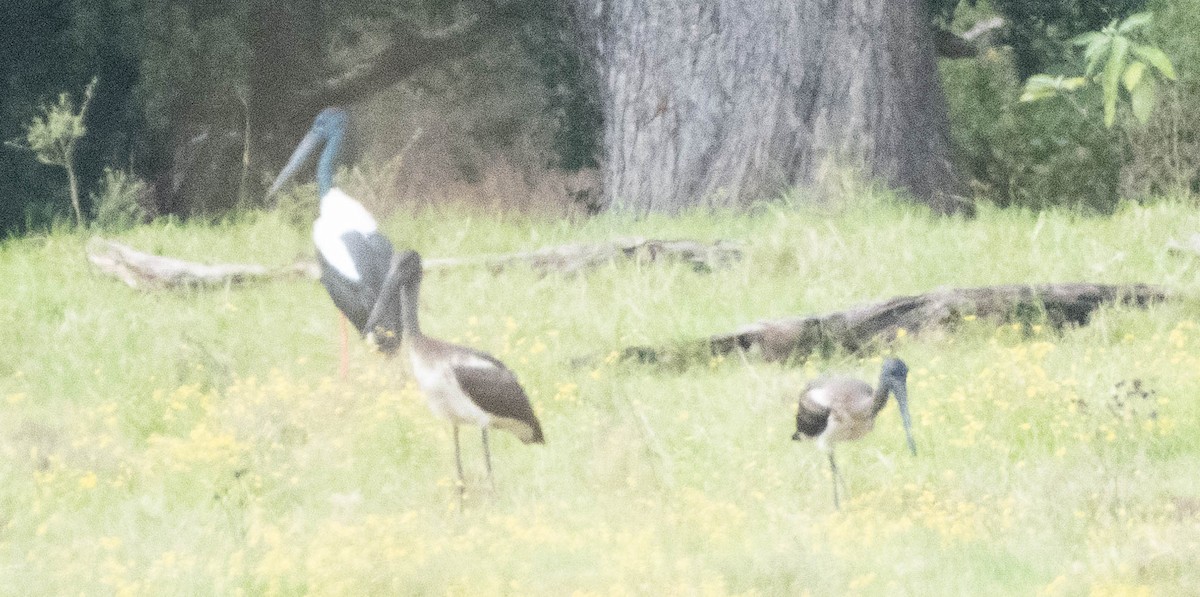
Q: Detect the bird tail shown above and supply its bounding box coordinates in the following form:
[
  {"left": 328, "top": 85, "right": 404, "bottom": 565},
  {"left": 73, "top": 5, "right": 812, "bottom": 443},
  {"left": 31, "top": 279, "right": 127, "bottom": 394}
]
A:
[{"left": 523, "top": 422, "right": 546, "bottom": 445}]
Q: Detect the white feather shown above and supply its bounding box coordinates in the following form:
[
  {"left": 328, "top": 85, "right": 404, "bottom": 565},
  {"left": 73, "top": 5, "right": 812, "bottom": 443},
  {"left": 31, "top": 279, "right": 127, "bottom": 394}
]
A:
[
  {"left": 409, "top": 351, "right": 491, "bottom": 428},
  {"left": 311, "top": 188, "right": 377, "bottom": 282},
  {"left": 806, "top": 386, "right": 834, "bottom": 408},
  {"left": 452, "top": 353, "right": 499, "bottom": 370}
]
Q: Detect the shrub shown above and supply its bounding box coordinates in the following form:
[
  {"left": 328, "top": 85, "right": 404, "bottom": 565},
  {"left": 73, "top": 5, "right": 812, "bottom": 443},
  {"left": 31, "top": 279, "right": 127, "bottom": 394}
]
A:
[
  {"left": 943, "top": 49, "right": 1122, "bottom": 211},
  {"left": 1121, "top": 0, "right": 1200, "bottom": 198},
  {"left": 6, "top": 78, "right": 97, "bottom": 227},
  {"left": 90, "top": 167, "right": 149, "bottom": 230}
]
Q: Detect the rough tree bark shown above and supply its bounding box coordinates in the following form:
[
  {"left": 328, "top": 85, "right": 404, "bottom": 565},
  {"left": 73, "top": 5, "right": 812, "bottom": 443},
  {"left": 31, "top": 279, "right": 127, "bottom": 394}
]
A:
[{"left": 570, "top": 0, "right": 966, "bottom": 214}]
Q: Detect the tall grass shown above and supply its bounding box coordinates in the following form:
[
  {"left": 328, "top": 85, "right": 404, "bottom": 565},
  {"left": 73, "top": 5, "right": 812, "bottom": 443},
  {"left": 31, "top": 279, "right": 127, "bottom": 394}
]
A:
[{"left": 2, "top": 194, "right": 1199, "bottom": 594}]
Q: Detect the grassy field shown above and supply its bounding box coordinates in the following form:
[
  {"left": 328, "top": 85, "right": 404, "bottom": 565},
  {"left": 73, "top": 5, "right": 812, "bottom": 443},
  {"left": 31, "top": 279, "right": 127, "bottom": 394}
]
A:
[{"left": 2, "top": 192, "right": 1200, "bottom": 595}]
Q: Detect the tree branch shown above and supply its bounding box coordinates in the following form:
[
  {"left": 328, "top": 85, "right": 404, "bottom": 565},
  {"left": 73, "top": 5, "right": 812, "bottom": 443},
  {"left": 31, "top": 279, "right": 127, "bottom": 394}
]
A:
[
  {"left": 934, "top": 17, "right": 1005, "bottom": 59},
  {"left": 294, "top": 1, "right": 530, "bottom": 114}
]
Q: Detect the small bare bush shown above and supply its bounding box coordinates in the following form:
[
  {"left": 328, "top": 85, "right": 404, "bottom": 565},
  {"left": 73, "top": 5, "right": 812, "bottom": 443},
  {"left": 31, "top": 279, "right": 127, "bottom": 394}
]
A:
[{"left": 91, "top": 168, "right": 150, "bottom": 231}]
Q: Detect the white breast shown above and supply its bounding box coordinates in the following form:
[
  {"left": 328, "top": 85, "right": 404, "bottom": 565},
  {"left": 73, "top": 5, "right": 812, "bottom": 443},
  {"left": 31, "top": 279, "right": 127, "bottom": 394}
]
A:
[
  {"left": 312, "top": 188, "right": 378, "bottom": 282},
  {"left": 409, "top": 351, "right": 492, "bottom": 427}
]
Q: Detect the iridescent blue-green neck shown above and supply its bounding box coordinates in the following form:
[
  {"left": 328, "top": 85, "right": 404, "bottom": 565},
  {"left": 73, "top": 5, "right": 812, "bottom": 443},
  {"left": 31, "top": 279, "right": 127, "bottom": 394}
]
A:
[{"left": 316, "top": 125, "right": 344, "bottom": 197}]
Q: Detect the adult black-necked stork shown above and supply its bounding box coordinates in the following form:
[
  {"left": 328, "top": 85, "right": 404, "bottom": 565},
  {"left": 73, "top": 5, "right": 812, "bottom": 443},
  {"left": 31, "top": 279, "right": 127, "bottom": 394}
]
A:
[
  {"left": 792, "top": 358, "right": 916, "bottom": 509},
  {"left": 268, "top": 107, "right": 402, "bottom": 370},
  {"left": 373, "top": 250, "right": 544, "bottom": 499}
]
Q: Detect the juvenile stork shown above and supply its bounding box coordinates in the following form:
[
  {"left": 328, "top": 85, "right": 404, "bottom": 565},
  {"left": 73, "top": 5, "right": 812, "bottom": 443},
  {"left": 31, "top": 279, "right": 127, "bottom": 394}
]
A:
[
  {"left": 268, "top": 107, "right": 402, "bottom": 369},
  {"left": 792, "top": 358, "right": 917, "bottom": 509},
  {"left": 374, "top": 250, "right": 544, "bottom": 498}
]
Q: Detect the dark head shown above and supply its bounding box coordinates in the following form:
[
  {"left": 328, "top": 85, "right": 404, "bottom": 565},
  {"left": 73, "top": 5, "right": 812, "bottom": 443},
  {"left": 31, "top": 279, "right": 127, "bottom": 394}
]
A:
[
  {"left": 879, "top": 358, "right": 917, "bottom": 456},
  {"left": 268, "top": 107, "right": 349, "bottom": 197}
]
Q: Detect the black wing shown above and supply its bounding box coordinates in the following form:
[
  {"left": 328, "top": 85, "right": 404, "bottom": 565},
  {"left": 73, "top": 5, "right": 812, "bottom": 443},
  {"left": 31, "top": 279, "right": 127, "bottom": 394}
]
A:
[
  {"left": 794, "top": 384, "right": 831, "bottom": 439},
  {"left": 341, "top": 231, "right": 393, "bottom": 296},
  {"left": 317, "top": 231, "right": 394, "bottom": 335},
  {"left": 452, "top": 351, "right": 545, "bottom": 444}
]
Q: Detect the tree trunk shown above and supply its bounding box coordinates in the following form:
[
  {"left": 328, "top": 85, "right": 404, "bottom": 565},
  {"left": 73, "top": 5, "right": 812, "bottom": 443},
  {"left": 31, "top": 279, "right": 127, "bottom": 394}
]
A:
[
  {"left": 571, "top": 0, "right": 966, "bottom": 214},
  {"left": 66, "top": 165, "right": 83, "bottom": 227}
]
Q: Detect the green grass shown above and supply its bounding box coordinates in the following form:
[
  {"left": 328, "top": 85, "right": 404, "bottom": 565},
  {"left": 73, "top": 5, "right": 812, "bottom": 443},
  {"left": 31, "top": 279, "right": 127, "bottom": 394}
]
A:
[{"left": 2, "top": 193, "right": 1200, "bottom": 595}]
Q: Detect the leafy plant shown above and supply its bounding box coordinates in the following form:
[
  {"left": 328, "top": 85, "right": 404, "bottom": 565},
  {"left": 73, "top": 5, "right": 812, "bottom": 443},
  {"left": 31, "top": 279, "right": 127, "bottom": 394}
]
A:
[
  {"left": 1119, "top": 0, "right": 1200, "bottom": 198},
  {"left": 91, "top": 167, "right": 149, "bottom": 231},
  {"left": 942, "top": 49, "right": 1121, "bottom": 212},
  {"left": 5, "top": 78, "right": 98, "bottom": 227},
  {"left": 1020, "top": 13, "right": 1177, "bottom": 127},
  {"left": 929, "top": 0, "right": 1146, "bottom": 77}
]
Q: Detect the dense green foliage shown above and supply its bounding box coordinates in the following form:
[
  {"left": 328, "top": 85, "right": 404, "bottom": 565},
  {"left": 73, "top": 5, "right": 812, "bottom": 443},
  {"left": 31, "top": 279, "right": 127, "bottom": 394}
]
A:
[
  {"left": 929, "top": 0, "right": 1146, "bottom": 76},
  {"left": 1020, "top": 12, "right": 1177, "bottom": 128},
  {"left": 2, "top": 195, "right": 1200, "bottom": 592},
  {"left": 943, "top": 51, "right": 1123, "bottom": 211},
  {"left": 1121, "top": 0, "right": 1200, "bottom": 197},
  {"left": 942, "top": 0, "right": 1197, "bottom": 210},
  {"left": 516, "top": 2, "right": 603, "bottom": 172}
]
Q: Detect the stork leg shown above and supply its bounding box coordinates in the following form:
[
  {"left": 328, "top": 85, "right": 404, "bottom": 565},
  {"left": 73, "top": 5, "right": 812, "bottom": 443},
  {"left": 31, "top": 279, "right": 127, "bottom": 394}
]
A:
[
  {"left": 453, "top": 425, "right": 466, "bottom": 508},
  {"left": 338, "top": 314, "right": 350, "bottom": 380},
  {"left": 828, "top": 450, "right": 841, "bottom": 510},
  {"left": 481, "top": 427, "right": 495, "bottom": 491}
]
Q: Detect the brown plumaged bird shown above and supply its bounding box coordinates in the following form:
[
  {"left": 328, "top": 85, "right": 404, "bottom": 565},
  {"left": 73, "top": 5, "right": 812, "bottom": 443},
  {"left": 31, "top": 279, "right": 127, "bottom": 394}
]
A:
[
  {"left": 369, "top": 250, "right": 544, "bottom": 500},
  {"left": 792, "top": 358, "right": 916, "bottom": 509}
]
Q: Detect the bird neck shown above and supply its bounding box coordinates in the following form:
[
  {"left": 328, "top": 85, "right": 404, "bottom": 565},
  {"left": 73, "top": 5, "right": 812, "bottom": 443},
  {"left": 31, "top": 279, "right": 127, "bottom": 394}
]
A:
[
  {"left": 400, "top": 275, "right": 422, "bottom": 339},
  {"left": 316, "top": 127, "right": 345, "bottom": 197},
  {"left": 872, "top": 382, "right": 890, "bottom": 415}
]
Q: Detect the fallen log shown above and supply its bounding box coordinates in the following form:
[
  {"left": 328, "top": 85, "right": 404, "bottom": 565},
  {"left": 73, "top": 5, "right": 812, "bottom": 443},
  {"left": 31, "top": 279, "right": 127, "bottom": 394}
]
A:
[
  {"left": 1167, "top": 233, "right": 1200, "bottom": 258},
  {"left": 423, "top": 237, "right": 743, "bottom": 274},
  {"left": 86, "top": 237, "right": 742, "bottom": 289},
  {"left": 621, "top": 283, "right": 1169, "bottom": 368},
  {"left": 85, "top": 237, "right": 314, "bottom": 289}
]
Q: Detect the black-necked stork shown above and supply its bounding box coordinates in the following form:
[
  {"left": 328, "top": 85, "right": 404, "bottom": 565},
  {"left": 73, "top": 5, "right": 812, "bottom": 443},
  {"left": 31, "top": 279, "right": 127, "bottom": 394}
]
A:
[
  {"left": 374, "top": 250, "right": 544, "bottom": 499},
  {"left": 792, "top": 358, "right": 916, "bottom": 509},
  {"left": 268, "top": 107, "right": 403, "bottom": 369}
]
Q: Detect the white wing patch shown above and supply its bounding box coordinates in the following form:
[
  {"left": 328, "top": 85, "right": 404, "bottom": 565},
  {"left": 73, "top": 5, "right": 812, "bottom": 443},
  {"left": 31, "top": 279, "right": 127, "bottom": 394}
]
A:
[
  {"left": 450, "top": 352, "right": 500, "bottom": 371},
  {"left": 312, "top": 188, "right": 378, "bottom": 282},
  {"left": 806, "top": 385, "right": 835, "bottom": 408}
]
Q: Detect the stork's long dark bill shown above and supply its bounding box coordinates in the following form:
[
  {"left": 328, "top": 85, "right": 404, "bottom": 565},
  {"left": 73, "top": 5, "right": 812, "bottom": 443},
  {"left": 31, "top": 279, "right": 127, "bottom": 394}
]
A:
[
  {"left": 895, "top": 384, "right": 917, "bottom": 456},
  {"left": 267, "top": 127, "right": 324, "bottom": 196}
]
